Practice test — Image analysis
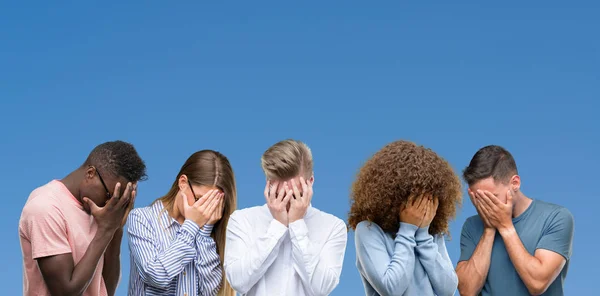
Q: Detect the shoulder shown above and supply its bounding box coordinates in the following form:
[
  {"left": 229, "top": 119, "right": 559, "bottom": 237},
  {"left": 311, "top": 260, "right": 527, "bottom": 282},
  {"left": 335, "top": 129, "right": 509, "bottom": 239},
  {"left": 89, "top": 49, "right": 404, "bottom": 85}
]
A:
[
  {"left": 309, "top": 206, "right": 347, "bottom": 229},
  {"left": 461, "top": 215, "right": 484, "bottom": 234},
  {"left": 128, "top": 203, "right": 159, "bottom": 229},
  {"left": 533, "top": 200, "right": 574, "bottom": 230},
  {"left": 230, "top": 204, "right": 269, "bottom": 221},
  {"left": 355, "top": 220, "right": 385, "bottom": 236},
  {"left": 21, "top": 183, "right": 63, "bottom": 220},
  {"left": 534, "top": 200, "right": 573, "bottom": 219}
]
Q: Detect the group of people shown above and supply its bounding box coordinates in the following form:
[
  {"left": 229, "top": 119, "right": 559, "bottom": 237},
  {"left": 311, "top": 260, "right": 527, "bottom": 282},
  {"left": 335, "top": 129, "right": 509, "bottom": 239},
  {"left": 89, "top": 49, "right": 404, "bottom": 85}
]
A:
[{"left": 18, "top": 139, "right": 573, "bottom": 296}]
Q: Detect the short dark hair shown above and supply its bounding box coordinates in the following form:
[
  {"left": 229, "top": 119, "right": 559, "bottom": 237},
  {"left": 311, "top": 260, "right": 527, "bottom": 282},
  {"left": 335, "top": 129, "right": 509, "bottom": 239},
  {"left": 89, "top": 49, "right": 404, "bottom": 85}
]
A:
[
  {"left": 462, "top": 145, "right": 517, "bottom": 186},
  {"left": 83, "top": 140, "right": 147, "bottom": 182}
]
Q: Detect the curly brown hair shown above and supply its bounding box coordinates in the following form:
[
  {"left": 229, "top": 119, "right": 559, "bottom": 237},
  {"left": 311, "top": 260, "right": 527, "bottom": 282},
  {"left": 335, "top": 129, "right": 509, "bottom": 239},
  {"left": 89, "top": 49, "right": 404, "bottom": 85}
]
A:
[{"left": 348, "top": 140, "right": 462, "bottom": 236}]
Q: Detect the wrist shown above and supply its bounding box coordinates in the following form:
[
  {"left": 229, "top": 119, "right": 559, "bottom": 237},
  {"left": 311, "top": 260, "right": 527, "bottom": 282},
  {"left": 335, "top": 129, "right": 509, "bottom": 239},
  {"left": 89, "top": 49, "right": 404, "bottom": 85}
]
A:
[{"left": 498, "top": 224, "right": 516, "bottom": 237}]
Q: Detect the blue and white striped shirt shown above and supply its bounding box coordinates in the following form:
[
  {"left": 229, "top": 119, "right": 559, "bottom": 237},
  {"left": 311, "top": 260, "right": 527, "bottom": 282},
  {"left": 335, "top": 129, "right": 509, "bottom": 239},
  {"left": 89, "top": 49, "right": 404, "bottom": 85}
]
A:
[{"left": 127, "top": 201, "right": 223, "bottom": 296}]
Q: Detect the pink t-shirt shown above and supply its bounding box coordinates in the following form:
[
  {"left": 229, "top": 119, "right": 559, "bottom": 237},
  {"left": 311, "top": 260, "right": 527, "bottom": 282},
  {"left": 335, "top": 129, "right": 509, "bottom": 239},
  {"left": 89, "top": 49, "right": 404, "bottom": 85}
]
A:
[{"left": 19, "top": 180, "right": 107, "bottom": 296}]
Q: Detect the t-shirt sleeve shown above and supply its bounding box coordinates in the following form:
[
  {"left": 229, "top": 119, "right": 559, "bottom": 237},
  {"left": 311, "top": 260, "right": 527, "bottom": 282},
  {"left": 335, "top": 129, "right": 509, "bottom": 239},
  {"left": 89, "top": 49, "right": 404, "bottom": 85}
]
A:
[
  {"left": 22, "top": 200, "right": 71, "bottom": 259},
  {"left": 458, "top": 219, "right": 477, "bottom": 262},
  {"left": 536, "top": 208, "right": 574, "bottom": 260}
]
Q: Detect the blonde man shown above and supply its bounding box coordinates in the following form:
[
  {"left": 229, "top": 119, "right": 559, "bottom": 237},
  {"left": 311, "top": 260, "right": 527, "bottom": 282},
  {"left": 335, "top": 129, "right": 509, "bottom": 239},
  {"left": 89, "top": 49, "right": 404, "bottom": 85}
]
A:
[{"left": 224, "top": 139, "right": 347, "bottom": 296}]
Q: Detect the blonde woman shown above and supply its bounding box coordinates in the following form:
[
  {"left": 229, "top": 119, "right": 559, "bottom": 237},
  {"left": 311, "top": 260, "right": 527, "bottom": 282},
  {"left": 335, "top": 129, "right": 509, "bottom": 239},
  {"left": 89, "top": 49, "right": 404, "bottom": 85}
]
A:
[{"left": 127, "top": 150, "right": 236, "bottom": 296}]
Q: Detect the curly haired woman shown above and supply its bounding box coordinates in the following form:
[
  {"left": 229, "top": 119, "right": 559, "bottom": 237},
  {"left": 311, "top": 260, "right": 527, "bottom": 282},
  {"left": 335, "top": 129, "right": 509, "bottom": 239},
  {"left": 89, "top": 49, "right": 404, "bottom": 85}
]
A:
[{"left": 348, "top": 140, "right": 462, "bottom": 296}]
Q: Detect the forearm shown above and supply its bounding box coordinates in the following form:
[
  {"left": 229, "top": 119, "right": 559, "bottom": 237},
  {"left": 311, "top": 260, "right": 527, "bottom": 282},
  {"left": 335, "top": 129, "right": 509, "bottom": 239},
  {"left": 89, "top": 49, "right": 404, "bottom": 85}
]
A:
[
  {"left": 225, "top": 219, "right": 287, "bottom": 294},
  {"left": 500, "top": 227, "right": 547, "bottom": 295},
  {"left": 103, "top": 229, "right": 123, "bottom": 296},
  {"left": 131, "top": 220, "right": 199, "bottom": 287},
  {"left": 415, "top": 229, "right": 457, "bottom": 296},
  {"left": 69, "top": 228, "right": 115, "bottom": 295},
  {"left": 456, "top": 229, "right": 495, "bottom": 296},
  {"left": 195, "top": 225, "right": 223, "bottom": 296},
  {"left": 289, "top": 220, "right": 346, "bottom": 296}
]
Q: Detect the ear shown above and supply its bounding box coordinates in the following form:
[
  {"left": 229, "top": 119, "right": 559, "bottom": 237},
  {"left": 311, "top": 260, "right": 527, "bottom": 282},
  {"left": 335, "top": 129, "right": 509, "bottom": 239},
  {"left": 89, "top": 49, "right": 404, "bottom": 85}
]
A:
[
  {"left": 510, "top": 175, "right": 521, "bottom": 192},
  {"left": 308, "top": 175, "right": 315, "bottom": 185},
  {"left": 85, "top": 166, "right": 96, "bottom": 180},
  {"left": 178, "top": 174, "right": 189, "bottom": 191}
]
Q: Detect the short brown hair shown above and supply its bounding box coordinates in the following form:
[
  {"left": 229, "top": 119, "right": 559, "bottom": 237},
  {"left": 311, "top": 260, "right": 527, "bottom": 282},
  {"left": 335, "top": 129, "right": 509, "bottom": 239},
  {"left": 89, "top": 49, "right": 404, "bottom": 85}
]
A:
[
  {"left": 463, "top": 145, "right": 518, "bottom": 186},
  {"left": 348, "top": 140, "right": 462, "bottom": 236},
  {"left": 261, "top": 139, "right": 313, "bottom": 180}
]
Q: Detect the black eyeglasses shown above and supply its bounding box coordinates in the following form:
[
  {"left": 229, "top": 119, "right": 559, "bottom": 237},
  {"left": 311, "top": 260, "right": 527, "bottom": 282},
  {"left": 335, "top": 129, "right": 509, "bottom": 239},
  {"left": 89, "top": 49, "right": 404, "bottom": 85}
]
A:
[
  {"left": 94, "top": 167, "right": 112, "bottom": 199},
  {"left": 188, "top": 179, "right": 199, "bottom": 202}
]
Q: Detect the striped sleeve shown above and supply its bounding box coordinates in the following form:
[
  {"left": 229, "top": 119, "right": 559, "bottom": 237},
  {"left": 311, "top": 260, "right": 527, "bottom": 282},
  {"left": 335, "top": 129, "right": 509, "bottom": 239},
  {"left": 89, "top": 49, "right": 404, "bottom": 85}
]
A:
[
  {"left": 127, "top": 209, "right": 199, "bottom": 288},
  {"left": 194, "top": 224, "right": 223, "bottom": 296}
]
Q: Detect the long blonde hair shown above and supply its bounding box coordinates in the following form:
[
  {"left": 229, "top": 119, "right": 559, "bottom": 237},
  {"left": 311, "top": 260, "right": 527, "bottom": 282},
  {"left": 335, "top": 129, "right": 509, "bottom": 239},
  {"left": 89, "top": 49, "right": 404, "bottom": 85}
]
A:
[{"left": 155, "top": 150, "right": 237, "bottom": 296}]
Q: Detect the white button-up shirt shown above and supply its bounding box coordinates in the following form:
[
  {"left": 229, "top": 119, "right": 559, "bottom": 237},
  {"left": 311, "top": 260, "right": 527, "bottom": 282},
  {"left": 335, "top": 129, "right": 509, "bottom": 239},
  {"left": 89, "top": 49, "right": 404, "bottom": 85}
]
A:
[{"left": 224, "top": 204, "right": 347, "bottom": 296}]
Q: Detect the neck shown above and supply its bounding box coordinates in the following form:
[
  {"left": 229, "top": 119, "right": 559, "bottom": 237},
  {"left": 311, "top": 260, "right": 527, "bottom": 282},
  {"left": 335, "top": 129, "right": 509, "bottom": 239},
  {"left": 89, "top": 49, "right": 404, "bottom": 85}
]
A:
[
  {"left": 512, "top": 191, "right": 532, "bottom": 218},
  {"left": 165, "top": 193, "right": 185, "bottom": 224},
  {"left": 61, "top": 169, "right": 83, "bottom": 204}
]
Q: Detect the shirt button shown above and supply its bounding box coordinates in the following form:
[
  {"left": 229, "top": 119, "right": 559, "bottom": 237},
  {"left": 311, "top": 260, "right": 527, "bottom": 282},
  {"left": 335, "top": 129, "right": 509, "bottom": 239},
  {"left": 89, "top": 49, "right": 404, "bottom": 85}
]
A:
[{"left": 183, "top": 271, "right": 186, "bottom": 276}]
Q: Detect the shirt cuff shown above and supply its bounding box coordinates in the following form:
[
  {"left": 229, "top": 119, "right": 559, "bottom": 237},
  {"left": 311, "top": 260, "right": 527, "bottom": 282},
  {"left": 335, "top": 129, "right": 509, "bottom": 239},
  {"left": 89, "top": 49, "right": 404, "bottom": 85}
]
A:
[
  {"left": 180, "top": 219, "right": 201, "bottom": 245},
  {"left": 415, "top": 226, "right": 432, "bottom": 242},
  {"left": 199, "top": 224, "right": 214, "bottom": 237},
  {"left": 267, "top": 219, "right": 289, "bottom": 240},
  {"left": 289, "top": 219, "right": 309, "bottom": 240},
  {"left": 397, "top": 222, "right": 419, "bottom": 237}
]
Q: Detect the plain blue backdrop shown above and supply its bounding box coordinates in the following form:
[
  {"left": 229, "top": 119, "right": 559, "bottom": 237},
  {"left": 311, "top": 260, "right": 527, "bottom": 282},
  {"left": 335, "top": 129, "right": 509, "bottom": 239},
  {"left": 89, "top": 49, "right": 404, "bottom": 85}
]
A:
[{"left": 1, "top": 1, "right": 597, "bottom": 295}]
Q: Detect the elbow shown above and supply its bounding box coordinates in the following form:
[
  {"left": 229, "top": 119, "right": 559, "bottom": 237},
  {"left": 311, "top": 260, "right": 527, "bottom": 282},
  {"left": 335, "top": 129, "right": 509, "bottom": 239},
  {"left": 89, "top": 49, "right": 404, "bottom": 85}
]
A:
[
  {"left": 526, "top": 280, "right": 551, "bottom": 296},
  {"left": 456, "top": 275, "right": 477, "bottom": 296},
  {"left": 138, "top": 268, "right": 172, "bottom": 289},
  {"left": 225, "top": 270, "right": 251, "bottom": 295}
]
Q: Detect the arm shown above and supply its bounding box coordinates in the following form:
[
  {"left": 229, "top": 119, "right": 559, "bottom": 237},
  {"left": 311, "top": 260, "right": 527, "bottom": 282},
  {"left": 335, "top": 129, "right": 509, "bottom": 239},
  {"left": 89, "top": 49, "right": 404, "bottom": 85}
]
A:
[
  {"left": 499, "top": 209, "right": 574, "bottom": 295},
  {"left": 127, "top": 210, "right": 199, "bottom": 288},
  {"left": 414, "top": 228, "right": 458, "bottom": 296},
  {"left": 224, "top": 213, "right": 288, "bottom": 294},
  {"left": 194, "top": 225, "right": 222, "bottom": 296},
  {"left": 37, "top": 230, "right": 115, "bottom": 296},
  {"left": 288, "top": 219, "right": 347, "bottom": 296},
  {"left": 455, "top": 224, "right": 495, "bottom": 296},
  {"left": 355, "top": 222, "right": 418, "bottom": 296},
  {"left": 102, "top": 229, "right": 123, "bottom": 296},
  {"left": 25, "top": 200, "right": 115, "bottom": 296}
]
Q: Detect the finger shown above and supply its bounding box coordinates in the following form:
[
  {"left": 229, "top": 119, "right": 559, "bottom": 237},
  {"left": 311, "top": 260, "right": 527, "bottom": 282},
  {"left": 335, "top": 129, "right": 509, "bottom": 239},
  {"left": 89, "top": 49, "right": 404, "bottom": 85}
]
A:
[
  {"left": 282, "top": 189, "right": 293, "bottom": 205},
  {"left": 198, "top": 190, "right": 218, "bottom": 209},
  {"left": 291, "top": 179, "right": 301, "bottom": 200},
  {"left": 301, "top": 177, "right": 311, "bottom": 200},
  {"left": 112, "top": 182, "right": 123, "bottom": 200},
  {"left": 506, "top": 190, "right": 514, "bottom": 205},
  {"left": 83, "top": 197, "right": 101, "bottom": 213},
  {"left": 476, "top": 197, "right": 492, "bottom": 217},
  {"left": 264, "top": 180, "right": 270, "bottom": 199},
  {"left": 117, "top": 182, "right": 133, "bottom": 208},
  {"left": 269, "top": 181, "right": 279, "bottom": 201},
  {"left": 433, "top": 197, "right": 439, "bottom": 210},
  {"left": 277, "top": 182, "right": 287, "bottom": 201},
  {"left": 181, "top": 191, "right": 192, "bottom": 209},
  {"left": 476, "top": 190, "right": 495, "bottom": 209},
  {"left": 416, "top": 195, "right": 428, "bottom": 210},
  {"left": 205, "top": 194, "right": 221, "bottom": 215},
  {"left": 483, "top": 191, "right": 501, "bottom": 205}
]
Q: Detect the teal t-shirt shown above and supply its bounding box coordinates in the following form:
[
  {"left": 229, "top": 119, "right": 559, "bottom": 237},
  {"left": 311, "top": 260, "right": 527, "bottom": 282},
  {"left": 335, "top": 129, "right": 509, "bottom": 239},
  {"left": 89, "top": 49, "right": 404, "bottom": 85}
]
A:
[{"left": 459, "top": 199, "right": 574, "bottom": 296}]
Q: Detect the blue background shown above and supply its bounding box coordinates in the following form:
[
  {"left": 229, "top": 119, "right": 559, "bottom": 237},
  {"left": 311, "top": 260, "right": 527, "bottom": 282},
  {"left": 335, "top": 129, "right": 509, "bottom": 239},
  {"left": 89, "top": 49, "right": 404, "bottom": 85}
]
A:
[{"left": 1, "top": 1, "right": 597, "bottom": 295}]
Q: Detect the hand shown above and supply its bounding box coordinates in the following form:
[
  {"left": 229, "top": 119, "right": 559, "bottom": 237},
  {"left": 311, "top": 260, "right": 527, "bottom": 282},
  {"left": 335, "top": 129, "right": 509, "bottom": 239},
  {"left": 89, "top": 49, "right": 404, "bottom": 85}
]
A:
[
  {"left": 476, "top": 189, "right": 514, "bottom": 233},
  {"left": 468, "top": 189, "right": 495, "bottom": 230},
  {"left": 288, "top": 177, "right": 313, "bottom": 224},
  {"left": 84, "top": 182, "right": 134, "bottom": 233},
  {"left": 183, "top": 189, "right": 222, "bottom": 228},
  {"left": 399, "top": 195, "right": 427, "bottom": 227},
  {"left": 207, "top": 195, "right": 225, "bottom": 225},
  {"left": 265, "top": 180, "right": 292, "bottom": 226},
  {"left": 120, "top": 183, "right": 138, "bottom": 228},
  {"left": 420, "top": 195, "right": 439, "bottom": 227}
]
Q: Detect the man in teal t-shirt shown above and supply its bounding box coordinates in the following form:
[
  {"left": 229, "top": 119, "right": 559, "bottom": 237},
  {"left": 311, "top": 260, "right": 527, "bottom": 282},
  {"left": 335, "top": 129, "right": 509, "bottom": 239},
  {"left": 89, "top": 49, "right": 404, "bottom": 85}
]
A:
[{"left": 456, "top": 145, "right": 574, "bottom": 296}]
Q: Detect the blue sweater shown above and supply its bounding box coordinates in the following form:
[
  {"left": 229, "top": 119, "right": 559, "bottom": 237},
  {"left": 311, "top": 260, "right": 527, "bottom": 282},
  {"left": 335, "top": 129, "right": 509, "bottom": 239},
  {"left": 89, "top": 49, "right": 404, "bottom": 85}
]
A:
[{"left": 354, "top": 221, "right": 458, "bottom": 296}]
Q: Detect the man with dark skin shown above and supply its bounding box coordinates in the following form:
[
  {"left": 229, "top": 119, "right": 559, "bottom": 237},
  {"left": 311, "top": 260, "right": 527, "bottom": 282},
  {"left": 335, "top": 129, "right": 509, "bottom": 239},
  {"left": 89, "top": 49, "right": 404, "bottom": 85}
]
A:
[{"left": 19, "top": 140, "right": 147, "bottom": 296}]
